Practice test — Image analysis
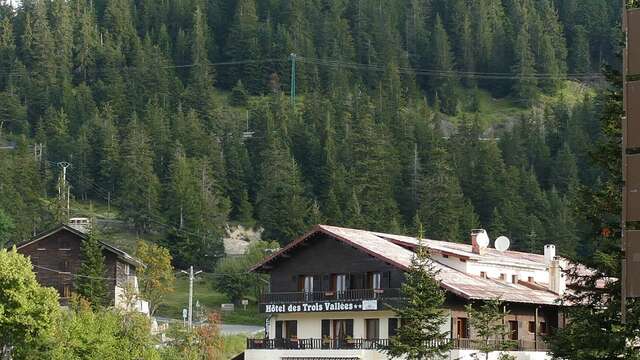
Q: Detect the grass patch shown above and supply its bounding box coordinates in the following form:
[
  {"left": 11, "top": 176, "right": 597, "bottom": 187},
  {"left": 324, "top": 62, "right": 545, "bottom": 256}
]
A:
[
  {"left": 157, "top": 275, "right": 265, "bottom": 326},
  {"left": 223, "top": 335, "right": 249, "bottom": 359}
]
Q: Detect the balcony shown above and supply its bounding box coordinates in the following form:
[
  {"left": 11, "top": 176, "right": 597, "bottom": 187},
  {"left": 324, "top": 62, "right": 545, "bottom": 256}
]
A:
[
  {"left": 260, "top": 288, "right": 403, "bottom": 304},
  {"left": 246, "top": 338, "right": 550, "bottom": 352},
  {"left": 247, "top": 338, "right": 389, "bottom": 350}
]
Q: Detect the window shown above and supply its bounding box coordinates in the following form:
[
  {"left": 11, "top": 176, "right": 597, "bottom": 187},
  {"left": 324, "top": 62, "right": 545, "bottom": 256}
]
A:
[
  {"left": 512, "top": 275, "right": 518, "bottom": 283},
  {"left": 62, "top": 284, "right": 72, "bottom": 298},
  {"left": 61, "top": 260, "right": 70, "bottom": 272},
  {"left": 334, "top": 274, "right": 347, "bottom": 292},
  {"left": 124, "top": 263, "right": 130, "bottom": 276},
  {"left": 275, "top": 320, "right": 298, "bottom": 339},
  {"left": 500, "top": 273, "right": 506, "bottom": 281},
  {"left": 528, "top": 276, "right": 534, "bottom": 283},
  {"left": 365, "top": 319, "right": 380, "bottom": 340},
  {"left": 528, "top": 321, "right": 536, "bottom": 333},
  {"left": 367, "top": 272, "right": 382, "bottom": 289},
  {"left": 480, "top": 271, "right": 487, "bottom": 279},
  {"left": 539, "top": 321, "right": 547, "bottom": 334},
  {"left": 443, "top": 254, "right": 449, "bottom": 258},
  {"left": 332, "top": 319, "right": 354, "bottom": 340},
  {"left": 508, "top": 320, "right": 519, "bottom": 340},
  {"left": 298, "top": 275, "right": 314, "bottom": 293},
  {"left": 456, "top": 318, "right": 469, "bottom": 338},
  {"left": 285, "top": 320, "right": 297, "bottom": 339},
  {"left": 388, "top": 318, "right": 399, "bottom": 337}
]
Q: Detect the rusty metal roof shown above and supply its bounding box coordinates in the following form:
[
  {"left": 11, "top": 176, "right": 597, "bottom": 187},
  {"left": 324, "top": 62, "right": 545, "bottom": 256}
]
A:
[{"left": 252, "top": 225, "right": 563, "bottom": 306}]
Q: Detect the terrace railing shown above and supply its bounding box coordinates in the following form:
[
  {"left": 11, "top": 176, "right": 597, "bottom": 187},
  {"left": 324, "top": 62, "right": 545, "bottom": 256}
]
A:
[
  {"left": 246, "top": 337, "right": 549, "bottom": 352},
  {"left": 260, "top": 288, "right": 403, "bottom": 304}
]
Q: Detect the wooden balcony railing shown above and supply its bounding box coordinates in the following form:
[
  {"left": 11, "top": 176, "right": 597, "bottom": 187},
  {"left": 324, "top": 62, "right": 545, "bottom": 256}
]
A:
[
  {"left": 247, "top": 338, "right": 388, "bottom": 350},
  {"left": 246, "top": 337, "right": 549, "bottom": 352},
  {"left": 260, "top": 288, "right": 403, "bottom": 304}
]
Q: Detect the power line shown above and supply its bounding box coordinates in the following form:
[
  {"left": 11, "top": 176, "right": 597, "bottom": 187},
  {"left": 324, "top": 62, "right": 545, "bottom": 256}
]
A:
[{"left": 297, "top": 56, "right": 604, "bottom": 80}]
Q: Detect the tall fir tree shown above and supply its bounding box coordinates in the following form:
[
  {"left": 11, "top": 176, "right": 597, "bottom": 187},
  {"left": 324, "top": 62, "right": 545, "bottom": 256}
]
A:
[
  {"left": 75, "top": 229, "right": 109, "bottom": 308},
  {"left": 386, "top": 228, "right": 451, "bottom": 359}
]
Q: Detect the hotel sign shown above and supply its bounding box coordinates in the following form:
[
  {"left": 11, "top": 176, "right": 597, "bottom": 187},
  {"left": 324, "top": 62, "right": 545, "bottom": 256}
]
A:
[{"left": 264, "top": 300, "right": 378, "bottom": 313}]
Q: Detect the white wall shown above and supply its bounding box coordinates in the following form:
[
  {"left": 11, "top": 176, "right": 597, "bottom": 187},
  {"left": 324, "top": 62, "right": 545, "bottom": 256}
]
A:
[
  {"left": 269, "top": 310, "right": 398, "bottom": 339},
  {"left": 245, "top": 349, "right": 551, "bottom": 360}
]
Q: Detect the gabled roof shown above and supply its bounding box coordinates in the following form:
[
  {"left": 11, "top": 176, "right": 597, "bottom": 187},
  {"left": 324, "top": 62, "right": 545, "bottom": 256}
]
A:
[
  {"left": 251, "top": 224, "right": 561, "bottom": 306},
  {"left": 16, "top": 224, "right": 144, "bottom": 268}
]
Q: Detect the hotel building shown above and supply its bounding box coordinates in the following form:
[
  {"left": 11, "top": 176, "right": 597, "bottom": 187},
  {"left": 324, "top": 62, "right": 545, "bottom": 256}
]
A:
[{"left": 244, "top": 225, "right": 575, "bottom": 360}]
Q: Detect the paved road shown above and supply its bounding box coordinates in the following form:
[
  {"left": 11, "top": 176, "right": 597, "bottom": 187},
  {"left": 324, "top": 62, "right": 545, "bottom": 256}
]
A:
[
  {"left": 220, "top": 324, "right": 263, "bottom": 336},
  {"left": 154, "top": 316, "right": 262, "bottom": 336}
]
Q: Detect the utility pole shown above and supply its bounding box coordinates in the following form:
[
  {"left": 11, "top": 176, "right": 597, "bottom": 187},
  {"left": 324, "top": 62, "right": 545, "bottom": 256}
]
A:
[
  {"left": 290, "top": 53, "right": 297, "bottom": 107},
  {"left": 57, "top": 162, "right": 72, "bottom": 221},
  {"left": 181, "top": 266, "right": 202, "bottom": 329}
]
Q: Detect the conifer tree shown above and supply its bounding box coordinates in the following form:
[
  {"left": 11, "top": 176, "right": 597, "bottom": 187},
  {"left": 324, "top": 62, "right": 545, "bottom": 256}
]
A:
[
  {"left": 386, "top": 228, "right": 451, "bottom": 360},
  {"left": 256, "top": 135, "right": 309, "bottom": 245},
  {"left": 570, "top": 25, "right": 591, "bottom": 74},
  {"left": 118, "top": 115, "right": 160, "bottom": 232},
  {"left": 547, "top": 69, "right": 640, "bottom": 360},
  {"left": 75, "top": 229, "right": 109, "bottom": 308},
  {"left": 511, "top": 26, "right": 537, "bottom": 102},
  {"left": 429, "top": 15, "right": 458, "bottom": 114}
]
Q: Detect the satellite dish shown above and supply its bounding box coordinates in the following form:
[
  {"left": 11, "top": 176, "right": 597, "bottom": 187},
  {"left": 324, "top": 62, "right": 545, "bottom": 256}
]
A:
[
  {"left": 495, "top": 236, "right": 510, "bottom": 252},
  {"left": 474, "top": 230, "right": 490, "bottom": 248}
]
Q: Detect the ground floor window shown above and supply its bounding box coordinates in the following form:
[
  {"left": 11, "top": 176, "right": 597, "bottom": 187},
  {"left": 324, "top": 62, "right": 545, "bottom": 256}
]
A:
[
  {"left": 333, "top": 319, "right": 354, "bottom": 340},
  {"left": 275, "top": 320, "right": 298, "bottom": 339},
  {"left": 456, "top": 317, "right": 469, "bottom": 338},
  {"left": 508, "top": 320, "right": 519, "bottom": 340},
  {"left": 365, "top": 319, "right": 379, "bottom": 339},
  {"left": 539, "top": 321, "right": 547, "bottom": 334},
  {"left": 388, "top": 318, "right": 399, "bottom": 337}
]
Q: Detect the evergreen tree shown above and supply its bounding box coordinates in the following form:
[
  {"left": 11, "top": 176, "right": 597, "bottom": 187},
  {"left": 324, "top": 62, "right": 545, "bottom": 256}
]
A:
[
  {"left": 75, "top": 229, "right": 109, "bottom": 308},
  {"left": 570, "top": 25, "right": 591, "bottom": 74},
  {"left": 429, "top": 15, "right": 458, "bottom": 114},
  {"left": 256, "top": 135, "right": 309, "bottom": 245},
  {"left": 547, "top": 69, "right": 640, "bottom": 360},
  {"left": 118, "top": 115, "right": 160, "bottom": 232},
  {"left": 511, "top": 25, "right": 537, "bottom": 102},
  {"left": 386, "top": 231, "right": 451, "bottom": 360}
]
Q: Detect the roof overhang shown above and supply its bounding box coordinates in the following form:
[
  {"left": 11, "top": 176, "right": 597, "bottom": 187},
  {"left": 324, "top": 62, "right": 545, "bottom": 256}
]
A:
[
  {"left": 250, "top": 225, "right": 410, "bottom": 273},
  {"left": 16, "top": 224, "right": 144, "bottom": 268}
]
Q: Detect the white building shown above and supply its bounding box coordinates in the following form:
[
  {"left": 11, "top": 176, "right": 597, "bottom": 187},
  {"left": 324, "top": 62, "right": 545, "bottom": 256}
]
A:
[{"left": 243, "top": 225, "right": 580, "bottom": 360}]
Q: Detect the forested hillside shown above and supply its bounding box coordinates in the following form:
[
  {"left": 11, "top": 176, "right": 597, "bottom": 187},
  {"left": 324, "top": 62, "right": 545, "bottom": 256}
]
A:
[{"left": 0, "top": 0, "right": 621, "bottom": 269}]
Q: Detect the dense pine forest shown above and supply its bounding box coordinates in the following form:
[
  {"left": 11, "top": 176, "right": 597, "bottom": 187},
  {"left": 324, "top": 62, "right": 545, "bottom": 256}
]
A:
[{"left": 0, "top": 0, "right": 622, "bottom": 269}]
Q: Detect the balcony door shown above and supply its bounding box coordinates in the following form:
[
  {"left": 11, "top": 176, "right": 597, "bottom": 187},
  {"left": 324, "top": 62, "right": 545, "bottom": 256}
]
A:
[
  {"left": 330, "top": 274, "right": 348, "bottom": 298},
  {"left": 332, "top": 319, "right": 354, "bottom": 345},
  {"left": 298, "top": 275, "right": 314, "bottom": 300}
]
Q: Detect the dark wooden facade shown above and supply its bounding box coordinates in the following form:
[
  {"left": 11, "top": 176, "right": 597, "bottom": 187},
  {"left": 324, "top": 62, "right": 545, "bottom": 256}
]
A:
[
  {"left": 268, "top": 233, "right": 405, "bottom": 293},
  {"left": 16, "top": 225, "right": 139, "bottom": 306},
  {"left": 262, "top": 231, "right": 560, "bottom": 343}
]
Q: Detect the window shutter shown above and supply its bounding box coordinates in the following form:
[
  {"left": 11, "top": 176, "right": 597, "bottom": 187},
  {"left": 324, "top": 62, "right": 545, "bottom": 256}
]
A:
[
  {"left": 382, "top": 272, "right": 391, "bottom": 288},
  {"left": 322, "top": 320, "right": 330, "bottom": 338},
  {"left": 322, "top": 274, "right": 330, "bottom": 291},
  {"left": 345, "top": 319, "right": 354, "bottom": 337}
]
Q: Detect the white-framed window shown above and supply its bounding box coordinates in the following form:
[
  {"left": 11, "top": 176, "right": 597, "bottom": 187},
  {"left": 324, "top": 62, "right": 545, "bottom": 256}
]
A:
[{"left": 372, "top": 272, "right": 381, "bottom": 289}]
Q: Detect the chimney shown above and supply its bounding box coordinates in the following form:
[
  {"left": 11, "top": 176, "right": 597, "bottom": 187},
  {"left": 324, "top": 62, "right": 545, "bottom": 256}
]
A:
[
  {"left": 544, "top": 244, "right": 556, "bottom": 266},
  {"left": 548, "top": 259, "right": 565, "bottom": 295},
  {"left": 471, "top": 229, "right": 489, "bottom": 255}
]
